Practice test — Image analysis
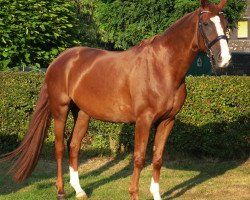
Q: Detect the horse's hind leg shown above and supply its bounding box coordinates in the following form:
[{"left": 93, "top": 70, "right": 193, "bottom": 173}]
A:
[
  {"left": 67, "top": 102, "right": 80, "bottom": 152},
  {"left": 52, "top": 104, "right": 70, "bottom": 200},
  {"left": 68, "top": 109, "right": 89, "bottom": 199}
]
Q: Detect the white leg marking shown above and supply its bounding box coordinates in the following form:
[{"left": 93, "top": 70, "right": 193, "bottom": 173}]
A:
[
  {"left": 210, "top": 16, "right": 231, "bottom": 68},
  {"left": 150, "top": 178, "right": 162, "bottom": 200},
  {"left": 69, "top": 167, "right": 87, "bottom": 198}
]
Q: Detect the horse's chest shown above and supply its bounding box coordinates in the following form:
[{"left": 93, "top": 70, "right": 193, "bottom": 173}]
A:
[
  {"left": 154, "top": 96, "right": 175, "bottom": 120},
  {"left": 153, "top": 84, "right": 187, "bottom": 120}
]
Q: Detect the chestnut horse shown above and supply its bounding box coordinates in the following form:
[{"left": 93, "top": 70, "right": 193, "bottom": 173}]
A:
[{"left": 0, "top": 0, "right": 231, "bottom": 199}]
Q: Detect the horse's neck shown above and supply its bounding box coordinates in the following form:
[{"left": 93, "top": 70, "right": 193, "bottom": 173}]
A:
[{"left": 154, "top": 10, "right": 200, "bottom": 81}]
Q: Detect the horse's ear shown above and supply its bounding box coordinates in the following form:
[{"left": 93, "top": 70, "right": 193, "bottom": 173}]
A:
[
  {"left": 218, "top": 0, "right": 227, "bottom": 9},
  {"left": 200, "top": 0, "right": 209, "bottom": 8}
]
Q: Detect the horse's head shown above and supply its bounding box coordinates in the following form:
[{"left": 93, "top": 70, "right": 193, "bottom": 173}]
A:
[{"left": 198, "top": 0, "right": 231, "bottom": 68}]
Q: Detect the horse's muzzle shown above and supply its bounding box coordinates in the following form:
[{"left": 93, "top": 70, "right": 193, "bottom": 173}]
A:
[{"left": 216, "top": 52, "right": 231, "bottom": 68}]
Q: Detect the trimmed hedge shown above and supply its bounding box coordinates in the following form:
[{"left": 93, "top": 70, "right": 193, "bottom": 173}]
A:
[{"left": 0, "top": 72, "right": 249, "bottom": 159}]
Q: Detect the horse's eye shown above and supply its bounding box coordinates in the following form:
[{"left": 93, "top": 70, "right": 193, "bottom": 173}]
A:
[{"left": 203, "top": 22, "right": 209, "bottom": 26}]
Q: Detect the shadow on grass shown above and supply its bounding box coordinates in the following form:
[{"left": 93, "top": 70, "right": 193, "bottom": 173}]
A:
[
  {"left": 0, "top": 115, "right": 249, "bottom": 199},
  {"left": 161, "top": 160, "right": 247, "bottom": 200},
  {"left": 68, "top": 115, "right": 249, "bottom": 199},
  {"left": 161, "top": 115, "right": 249, "bottom": 199},
  {"left": 66, "top": 154, "right": 134, "bottom": 199}
]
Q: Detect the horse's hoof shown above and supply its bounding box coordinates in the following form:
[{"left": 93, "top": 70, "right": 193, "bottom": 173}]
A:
[
  {"left": 76, "top": 191, "right": 88, "bottom": 200},
  {"left": 57, "top": 193, "right": 66, "bottom": 200},
  {"left": 131, "top": 195, "right": 139, "bottom": 200}
]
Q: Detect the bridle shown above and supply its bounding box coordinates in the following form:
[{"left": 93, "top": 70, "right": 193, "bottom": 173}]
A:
[{"left": 198, "top": 11, "right": 228, "bottom": 67}]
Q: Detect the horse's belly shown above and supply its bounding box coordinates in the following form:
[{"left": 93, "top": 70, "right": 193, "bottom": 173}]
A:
[
  {"left": 70, "top": 63, "right": 135, "bottom": 122},
  {"left": 83, "top": 103, "right": 135, "bottom": 123},
  {"left": 72, "top": 90, "right": 135, "bottom": 123}
]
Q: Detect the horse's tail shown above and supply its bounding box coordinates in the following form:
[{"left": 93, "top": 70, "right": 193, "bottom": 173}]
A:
[{"left": 0, "top": 83, "right": 51, "bottom": 182}]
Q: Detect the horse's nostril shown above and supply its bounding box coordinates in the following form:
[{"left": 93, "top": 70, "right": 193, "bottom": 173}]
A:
[{"left": 217, "top": 52, "right": 222, "bottom": 62}]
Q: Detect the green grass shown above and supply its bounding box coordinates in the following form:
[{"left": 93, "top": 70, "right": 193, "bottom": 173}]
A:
[{"left": 0, "top": 156, "right": 249, "bottom": 200}]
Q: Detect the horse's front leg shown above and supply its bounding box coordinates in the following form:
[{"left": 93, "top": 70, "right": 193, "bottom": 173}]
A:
[
  {"left": 129, "top": 115, "right": 153, "bottom": 200},
  {"left": 150, "top": 118, "right": 175, "bottom": 200},
  {"left": 68, "top": 111, "right": 89, "bottom": 200}
]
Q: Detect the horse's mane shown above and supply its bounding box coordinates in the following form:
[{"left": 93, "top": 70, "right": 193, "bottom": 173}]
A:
[
  {"left": 136, "top": 34, "right": 161, "bottom": 47},
  {"left": 135, "top": 10, "right": 197, "bottom": 49},
  {"left": 163, "top": 11, "right": 196, "bottom": 36}
]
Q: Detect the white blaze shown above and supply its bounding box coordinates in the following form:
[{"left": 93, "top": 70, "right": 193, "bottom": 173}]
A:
[
  {"left": 210, "top": 16, "right": 231, "bottom": 68},
  {"left": 69, "top": 167, "right": 87, "bottom": 198},
  {"left": 150, "top": 178, "right": 162, "bottom": 200}
]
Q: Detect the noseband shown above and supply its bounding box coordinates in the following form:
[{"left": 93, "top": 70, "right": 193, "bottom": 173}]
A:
[{"left": 198, "top": 11, "right": 228, "bottom": 67}]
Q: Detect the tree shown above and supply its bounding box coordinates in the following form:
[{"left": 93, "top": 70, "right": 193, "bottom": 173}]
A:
[
  {"left": 0, "top": 0, "right": 81, "bottom": 69},
  {"left": 0, "top": 0, "right": 247, "bottom": 69},
  {"left": 91, "top": 0, "right": 247, "bottom": 50},
  {"left": 72, "top": 0, "right": 102, "bottom": 48},
  {"left": 92, "top": 0, "right": 175, "bottom": 50}
]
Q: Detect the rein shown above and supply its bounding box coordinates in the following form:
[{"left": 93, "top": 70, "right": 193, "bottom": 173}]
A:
[{"left": 198, "top": 11, "right": 228, "bottom": 68}]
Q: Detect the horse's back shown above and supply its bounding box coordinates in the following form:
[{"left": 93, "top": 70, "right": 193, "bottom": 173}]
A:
[
  {"left": 68, "top": 48, "right": 135, "bottom": 122},
  {"left": 45, "top": 46, "right": 135, "bottom": 122}
]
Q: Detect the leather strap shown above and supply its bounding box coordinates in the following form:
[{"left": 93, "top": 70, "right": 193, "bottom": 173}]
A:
[{"left": 208, "top": 35, "right": 228, "bottom": 49}]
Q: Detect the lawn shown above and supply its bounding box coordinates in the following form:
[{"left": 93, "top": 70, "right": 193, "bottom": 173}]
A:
[{"left": 0, "top": 155, "right": 249, "bottom": 200}]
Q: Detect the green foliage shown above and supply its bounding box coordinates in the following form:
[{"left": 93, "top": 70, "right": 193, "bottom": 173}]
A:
[
  {"left": 91, "top": 0, "right": 247, "bottom": 50},
  {"left": 0, "top": 0, "right": 246, "bottom": 69},
  {"left": 72, "top": 0, "right": 102, "bottom": 48},
  {"left": 93, "top": 0, "right": 175, "bottom": 49},
  {"left": 0, "top": 72, "right": 249, "bottom": 159},
  {"left": 0, "top": 72, "right": 44, "bottom": 152},
  {"left": 170, "top": 76, "right": 250, "bottom": 159},
  {"left": 223, "top": 0, "right": 247, "bottom": 29},
  {"left": 0, "top": 0, "right": 81, "bottom": 69}
]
